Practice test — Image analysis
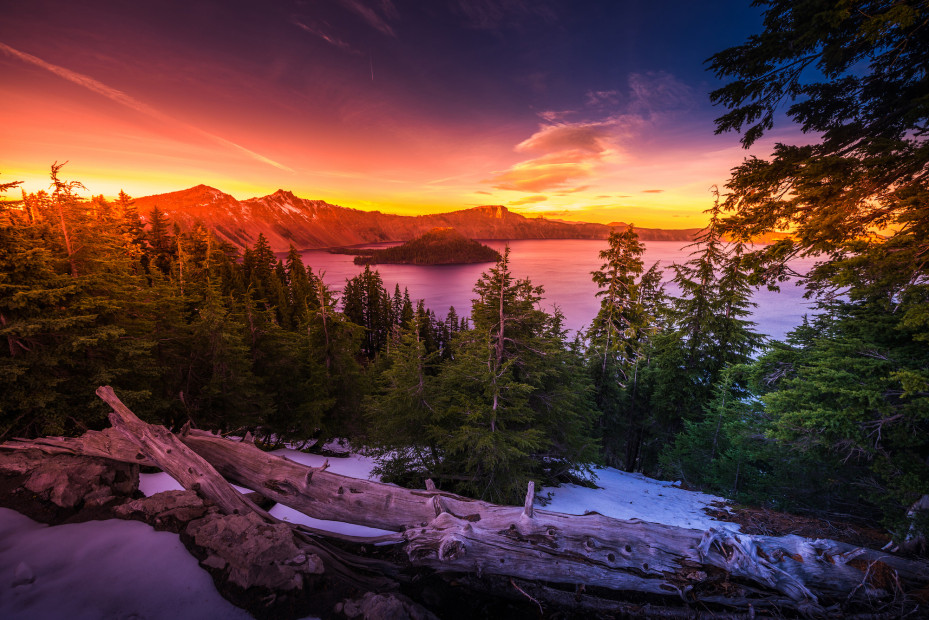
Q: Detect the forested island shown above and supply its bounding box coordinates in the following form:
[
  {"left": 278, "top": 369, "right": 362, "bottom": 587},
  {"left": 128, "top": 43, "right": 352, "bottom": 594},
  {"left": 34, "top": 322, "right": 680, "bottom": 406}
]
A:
[{"left": 330, "top": 227, "right": 501, "bottom": 265}]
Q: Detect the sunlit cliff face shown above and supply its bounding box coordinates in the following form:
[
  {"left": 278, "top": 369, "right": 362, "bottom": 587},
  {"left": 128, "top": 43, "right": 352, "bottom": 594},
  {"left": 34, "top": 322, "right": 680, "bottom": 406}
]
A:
[{"left": 1, "top": 0, "right": 779, "bottom": 229}]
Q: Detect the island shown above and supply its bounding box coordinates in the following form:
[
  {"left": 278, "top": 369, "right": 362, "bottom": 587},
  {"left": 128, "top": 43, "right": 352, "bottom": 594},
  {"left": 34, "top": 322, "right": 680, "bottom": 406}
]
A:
[{"left": 331, "top": 227, "right": 502, "bottom": 265}]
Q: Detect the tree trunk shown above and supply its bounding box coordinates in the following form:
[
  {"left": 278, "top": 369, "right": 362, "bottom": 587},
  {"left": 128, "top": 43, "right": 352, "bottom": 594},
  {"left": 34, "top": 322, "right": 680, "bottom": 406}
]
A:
[{"left": 96, "top": 386, "right": 260, "bottom": 517}]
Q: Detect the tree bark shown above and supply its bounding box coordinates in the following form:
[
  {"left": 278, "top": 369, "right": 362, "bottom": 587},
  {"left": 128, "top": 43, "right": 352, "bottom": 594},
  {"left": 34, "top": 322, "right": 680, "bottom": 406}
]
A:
[{"left": 97, "top": 386, "right": 259, "bottom": 517}]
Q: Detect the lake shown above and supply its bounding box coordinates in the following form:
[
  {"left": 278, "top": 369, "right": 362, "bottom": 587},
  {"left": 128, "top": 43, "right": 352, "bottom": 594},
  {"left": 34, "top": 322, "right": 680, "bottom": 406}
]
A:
[{"left": 298, "top": 239, "right": 817, "bottom": 342}]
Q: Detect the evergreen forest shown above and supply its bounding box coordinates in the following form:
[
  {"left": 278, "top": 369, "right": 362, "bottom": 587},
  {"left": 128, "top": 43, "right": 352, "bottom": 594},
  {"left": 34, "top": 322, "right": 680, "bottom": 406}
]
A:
[
  {"left": 0, "top": 160, "right": 925, "bottom": 544},
  {"left": 2, "top": 0, "right": 928, "bottom": 551}
]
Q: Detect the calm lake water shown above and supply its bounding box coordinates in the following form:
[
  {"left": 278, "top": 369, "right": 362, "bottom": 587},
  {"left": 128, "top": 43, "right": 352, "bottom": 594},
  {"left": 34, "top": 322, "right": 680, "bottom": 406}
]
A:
[{"left": 298, "top": 239, "right": 817, "bottom": 342}]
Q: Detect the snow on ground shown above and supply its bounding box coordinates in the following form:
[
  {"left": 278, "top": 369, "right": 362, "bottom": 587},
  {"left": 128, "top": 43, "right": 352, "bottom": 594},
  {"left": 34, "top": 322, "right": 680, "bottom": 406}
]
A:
[
  {"left": 6, "top": 450, "right": 737, "bottom": 619},
  {"left": 139, "top": 445, "right": 393, "bottom": 537},
  {"left": 542, "top": 467, "right": 737, "bottom": 531},
  {"left": 0, "top": 507, "right": 252, "bottom": 620},
  {"left": 265, "top": 448, "right": 393, "bottom": 537}
]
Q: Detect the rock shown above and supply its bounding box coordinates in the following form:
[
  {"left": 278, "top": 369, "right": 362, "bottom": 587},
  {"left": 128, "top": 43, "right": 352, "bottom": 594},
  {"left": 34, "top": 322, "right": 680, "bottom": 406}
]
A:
[
  {"left": 114, "top": 490, "right": 213, "bottom": 533},
  {"left": 337, "top": 591, "right": 440, "bottom": 620},
  {"left": 0, "top": 449, "right": 139, "bottom": 523},
  {"left": 185, "top": 511, "right": 323, "bottom": 591}
]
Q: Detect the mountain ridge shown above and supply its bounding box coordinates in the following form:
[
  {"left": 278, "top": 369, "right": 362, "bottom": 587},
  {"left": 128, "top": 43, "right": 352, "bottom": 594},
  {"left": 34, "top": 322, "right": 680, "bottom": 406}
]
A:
[{"left": 132, "top": 185, "right": 704, "bottom": 252}]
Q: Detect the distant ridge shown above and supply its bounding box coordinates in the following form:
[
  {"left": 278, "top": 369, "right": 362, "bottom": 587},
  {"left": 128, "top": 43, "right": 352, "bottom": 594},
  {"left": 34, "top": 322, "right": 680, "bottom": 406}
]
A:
[{"left": 132, "top": 185, "right": 703, "bottom": 252}]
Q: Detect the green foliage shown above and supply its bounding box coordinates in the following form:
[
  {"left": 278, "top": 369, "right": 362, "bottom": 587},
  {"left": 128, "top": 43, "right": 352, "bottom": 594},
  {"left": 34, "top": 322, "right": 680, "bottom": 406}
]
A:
[
  {"left": 368, "top": 249, "right": 598, "bottom": 505},
  {"left": 671, "top": 198, "right": 762, "bottom": 379},
  {"left": 710, "top": 0, "right": 929, "bottom": 295},
  {"left": 0, "top": 165, "right": 369, "bottom": 444},
  {"left": 342, "top": 266, "right": 391, "bottom": 357},
  {"left": 586, "top": 226, "right": 668, "bottom": 470},
  {"left": 762, "top": 300, "right": 929, "bottom": 529},
  {"left": 1, "top": 167, "right": 166, "bottom": 436},
  {"left": 707, "top": 0, "right": 929, "bottom": 538},
  {"left": 660, "top": 363, "right": 861, "bottom": 515}
]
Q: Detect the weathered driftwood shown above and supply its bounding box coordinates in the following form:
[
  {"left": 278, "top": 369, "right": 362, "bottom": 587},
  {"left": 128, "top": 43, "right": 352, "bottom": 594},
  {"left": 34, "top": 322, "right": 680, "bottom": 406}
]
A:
[
  {"left": 172, "top": 429, "right": 929, "bottom": 612},
  {"left": 4, "top": 427, "right": 158, "bottom": 467},
  {"left": 97, "top": 385, "right": 260, "bottom": 517},
  {"left": 4, "top": 391, "right": 929, "bottom": 617},
  {"left": 179, "top": 428, "right": 500, "bottom": 532},
  {"left": 96, "top": 387, "right": 401, "bottom": 614}
]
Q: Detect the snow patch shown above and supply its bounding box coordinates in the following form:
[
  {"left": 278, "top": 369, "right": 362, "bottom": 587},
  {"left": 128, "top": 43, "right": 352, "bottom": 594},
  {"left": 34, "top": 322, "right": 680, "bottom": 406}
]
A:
[
  {"left": 11, "top": 451, "right": 738, "bottom": 618},
  {"left": 543, "top": 467, "right": 737, "bottom": 531},
  {"left": 139, "top": 472, "right": 250, "bottom": 496},
  {"left": 0, "top": 507, "right": 251, "bottom": 620}
]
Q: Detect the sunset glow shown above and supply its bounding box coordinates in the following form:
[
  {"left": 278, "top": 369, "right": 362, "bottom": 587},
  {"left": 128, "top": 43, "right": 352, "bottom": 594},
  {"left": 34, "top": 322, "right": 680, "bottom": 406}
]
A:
[{"left": 3, "top": 0, "right": 775, "bottom": 228}]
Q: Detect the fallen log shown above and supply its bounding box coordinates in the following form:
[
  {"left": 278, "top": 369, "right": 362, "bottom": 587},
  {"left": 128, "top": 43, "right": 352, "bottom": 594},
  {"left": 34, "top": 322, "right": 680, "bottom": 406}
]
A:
[
  {"left": 95, "top": 387, "right": 403, "bottom": 617},
  {"left": 4, "top": 390, "right": 928, "bottom": 618},
  {"left": 175, "top": 428, "right": 929, "bottom": 614},
  {"left": 180, "top": 427, "right": 499, "bottom": 533},
  {"left": 3, "top": 427, "right": 158, "bottom": 467},
  {"left": 97, "top": 386, "right": 260, "bottom": 517}
]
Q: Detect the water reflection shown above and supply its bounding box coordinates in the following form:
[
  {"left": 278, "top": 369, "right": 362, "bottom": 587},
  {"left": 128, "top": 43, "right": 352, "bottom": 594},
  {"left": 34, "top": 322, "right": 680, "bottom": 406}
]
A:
[{"left": 298, "top": 239, "right": 816, "bottom": 341}]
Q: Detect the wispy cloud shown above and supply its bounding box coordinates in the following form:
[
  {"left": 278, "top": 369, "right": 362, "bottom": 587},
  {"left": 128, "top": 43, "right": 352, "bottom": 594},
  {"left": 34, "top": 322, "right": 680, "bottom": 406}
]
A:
[
  {"left": 452, "top": 0, "right": 557, "bottom": 30},
  {"left": 292, "top": 19, "right": 362, "bottom": 54},
  {"left": 485, "top": 119, "right": 628, "bottom": 192},
  {"left": 508, "top": 194, "right": 547, "bottom": 206},
  {"left": 339, "top": 0, "right": 399, "bottom": 37},
  {"left": 0, "top": 42, "right": 292, "bottom": 172},
  {"left": 642, "top": 189, "right": 664, "bottom": 193},
  {"left": 586, "top": 89, "right": 619, "bottom": 106},
  {"left": 627, "top": 71, "right": 694, "bottom": 114},
  {"left": 486, "top": 71, "right": 694, "bottom": 194},
  {"left": 538, "top": 109, "right": 573, "bottom": 122},
  {"left": 554, "top": 185, "right": 590, "bottom": 196}
]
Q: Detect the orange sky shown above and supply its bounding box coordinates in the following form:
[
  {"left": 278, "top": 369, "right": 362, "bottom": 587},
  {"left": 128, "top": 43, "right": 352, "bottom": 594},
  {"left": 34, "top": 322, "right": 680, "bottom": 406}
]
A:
[{"left": 1, "top": 1, "right": 786, "bottom": 229}]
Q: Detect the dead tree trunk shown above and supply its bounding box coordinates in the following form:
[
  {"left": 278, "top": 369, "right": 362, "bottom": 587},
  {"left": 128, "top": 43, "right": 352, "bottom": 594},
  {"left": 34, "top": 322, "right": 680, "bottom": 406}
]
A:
[
  {"left": 4, "top": 388, "right": 929, "bottom": 617},
  {"left": 92, "top": 388, "right": 401, "bottom": 617},
  {"left": 97, "top": 386, "right": 261, "bottom": 517}
]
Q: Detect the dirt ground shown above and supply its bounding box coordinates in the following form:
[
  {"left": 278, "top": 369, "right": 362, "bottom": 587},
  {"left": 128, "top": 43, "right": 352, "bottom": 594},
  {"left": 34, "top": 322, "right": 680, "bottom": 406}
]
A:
[{"left": 704, "top": 501, "right": 892, "bottom": 550}]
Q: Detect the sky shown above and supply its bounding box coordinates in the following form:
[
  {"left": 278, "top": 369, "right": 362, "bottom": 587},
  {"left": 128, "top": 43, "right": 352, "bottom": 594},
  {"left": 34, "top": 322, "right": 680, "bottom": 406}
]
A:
[{"left": 1, "top": 0, "right": 784, "bottom": 228}]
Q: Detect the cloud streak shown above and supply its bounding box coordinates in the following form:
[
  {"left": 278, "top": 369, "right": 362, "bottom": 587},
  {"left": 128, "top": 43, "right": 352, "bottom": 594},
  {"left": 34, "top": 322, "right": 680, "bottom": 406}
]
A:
[
  {"left": 339, "top": 0, "right": 399, "bottom": 37},
  {"left": 292, "top": 19, "right": 362, "bottom": 54},
  {"left": 627, "top": 71, "right": 694, "bottom": 114},
  {"left": 508, "top": 194, "right": 547, "bottom": 205},
  {"left": 452, "top": 0, "right": 557, "bottom": 30},
  {"left": 0, "top": 42, "right": 292, "bottom": 172}
]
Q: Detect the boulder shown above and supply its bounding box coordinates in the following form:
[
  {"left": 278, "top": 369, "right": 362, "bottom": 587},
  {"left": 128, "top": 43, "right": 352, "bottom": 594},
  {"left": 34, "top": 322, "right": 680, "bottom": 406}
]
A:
[
  {"left": 335, "top": 592, "right": 440, "bottom": 620},
  {"left": 0, "top": 449, "right": 138, "bottom": 523},
  {"left": 114, "top": 489, "right": 214, "bottom": 532},
  {"left": 185, "top": 511, "right": 324, "bottom": 591}
]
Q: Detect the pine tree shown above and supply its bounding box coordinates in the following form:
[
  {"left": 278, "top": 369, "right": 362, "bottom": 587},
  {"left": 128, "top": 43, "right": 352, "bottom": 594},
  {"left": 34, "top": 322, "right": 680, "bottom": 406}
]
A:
[
  {"left": 671, "top": 197, "right": 762, "bottom": 390},
  {"left": 1, "top": 170, "right": 170, "bottom": 436},
  {"left": 146, "top": 207, "right": 174, "bottom": 276},
  {"left": 366, "top": 311, "right": 443, "bottom": 486},
  {"left": 342, "top": 266, "right": 391, "bottom": 357},
  {"left": 586, "top": 226, "right": 667, "bottom": 470},
  {"left": 657, "top": 198, "right": 765, "bottom": 477},
  {"left": 761, "top": 299, "right": 929, "bottom": 534},
  {"left": 285, "top": 245, "right": 317, "bottom": 328},
  {"left": 307, "top": 276, "right": 366, "bottom": 438},
  {"left": 437, "top": 248, "right": 598, "bottom": 503}
]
